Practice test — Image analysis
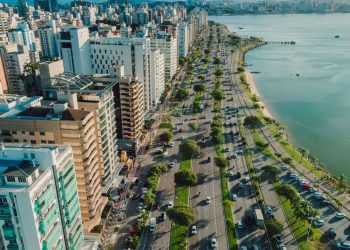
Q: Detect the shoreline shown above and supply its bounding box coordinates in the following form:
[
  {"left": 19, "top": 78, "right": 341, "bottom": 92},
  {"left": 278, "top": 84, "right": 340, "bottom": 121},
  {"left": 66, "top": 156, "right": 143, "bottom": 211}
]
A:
[{"left": 244, "top": 71, "right": 274, "bottom": 119}]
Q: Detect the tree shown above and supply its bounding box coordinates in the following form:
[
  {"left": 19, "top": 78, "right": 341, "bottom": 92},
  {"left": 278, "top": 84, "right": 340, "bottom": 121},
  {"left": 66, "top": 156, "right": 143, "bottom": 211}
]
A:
[
  {"left": 174, "top": 88, "right": 189, "bottom": 101},
  {"left": 214, "top": 68, "right": 223, "bottom": 77},
  {"left": 262, "top": 165, "right": 282, "bottom": 181},
  {"left": 337, "top": 174, "right": 348, "bottom": 194},
  {"left": 276, "top": 184, "right": 300, "bottom": 203},
  {"left": 211, "top": 88, "right": 225, "bottom": 101},
  {"left": 243, "top": 116, "right": 263, "bottom": 129},
  {"left": 214, "top": 156, "right": 229, "bottom": 168},
  {"left": 144, "top": 190, "right": 155, "bottom": 206},
  {"left": 282, "top": 157, "right": 293, "bottom": 164},
  {"left": 179, "top": 57, "right": 186, "bottom": 66},
  {"left": 214, "top": 57, "right": 221, "bottom": 64},
  {"left": 265, "top": 218, "right": 283, "bottom": 236},
  {"left": 167, "top": 204, "right": 195, "bottom": 227},
  {"left": 149, "top": 163, "right": 167, "bottom": 176},
  {"left": 174, "top": 169, "right": 198, "bottom": 186},
  {"left": 22, "top": 62, "right": 39, "bottom": 95},
  {"left": 193, "top": 84, "right": 205, "bottom": 92},
  {"left": 299, "top": 148, "right": 309, "bottom": 163},
  {"left": 179, "top": 140, "right": 200, "bottom": 159},
  {"left": 160, "top": 130, "right": 173, "bottom": 142}
]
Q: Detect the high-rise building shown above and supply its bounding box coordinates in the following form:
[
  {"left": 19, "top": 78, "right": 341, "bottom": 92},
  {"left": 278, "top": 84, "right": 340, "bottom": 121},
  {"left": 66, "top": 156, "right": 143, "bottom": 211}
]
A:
[
  {"left": 0, "top": 95, "right": 107, "bottom": 233},
  {"left": 178, "top": 21, "right": 189, "bottom": 57},
  {"left": 0, "top": 144, "right": 84, "bottom": 250},
  {"left": 36, "top": 26, "right": 58, "bottom": 59},
  {"left": 150, "top": 49, "right": 165, "bottom": 108},
  {"left": 44, "top": 74, "right": 120, "bottom": 185},
  {"left": 57, "top": 27, "right": 92, "bottom": 75},
  {"left": 151, "top": 32, "right": 178, "bottom": 81},
  {"left": 7, "top": 22, "right": 37, "bottom": 52},
  {"left": 0, "top": 11, "right": 9, "bottom": 34},
  {"left": 34, "top": 0, "right": 58, "bottom": 12},
  {"left": 0, "top": 56, "right": 8, "bottom": 94},
  {"left": 90, "top": 36, "right": 151, "bottom": 113}
]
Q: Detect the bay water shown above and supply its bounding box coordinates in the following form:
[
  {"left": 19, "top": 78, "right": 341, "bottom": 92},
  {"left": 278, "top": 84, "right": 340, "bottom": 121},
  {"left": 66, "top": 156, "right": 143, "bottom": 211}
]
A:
[{"left": 210, "top": 14, "right": 350, "bottom": 177}]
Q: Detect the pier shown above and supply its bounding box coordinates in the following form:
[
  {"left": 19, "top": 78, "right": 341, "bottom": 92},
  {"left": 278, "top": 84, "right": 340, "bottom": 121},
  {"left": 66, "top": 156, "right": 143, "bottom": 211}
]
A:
[{"left": 265, "top": 41, "right": 296, "bottom": 45}]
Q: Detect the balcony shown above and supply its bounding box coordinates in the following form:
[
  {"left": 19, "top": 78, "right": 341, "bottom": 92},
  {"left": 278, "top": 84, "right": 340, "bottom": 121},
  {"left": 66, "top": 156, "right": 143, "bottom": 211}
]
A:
[{"left": 2, "top": 224, "right": 16, "bottom": 240}]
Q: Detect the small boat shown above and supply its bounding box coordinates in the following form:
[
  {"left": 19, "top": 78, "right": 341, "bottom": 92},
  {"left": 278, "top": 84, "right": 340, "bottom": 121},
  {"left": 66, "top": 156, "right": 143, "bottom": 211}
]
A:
[
  {"left": 290, "top": 41, "right": 296, "bottom": 45},
  {"left": 238, "top": 27, "right": 244, "bottom": 30},
  {"left": 335, "top": 35, "right": 340, "bottom": 39},
  {"left": 296, "top": 74, "right": 300, "bottom": 77},
  {"left": 251, "top": 71, "right": 261, "bottom": 74}
]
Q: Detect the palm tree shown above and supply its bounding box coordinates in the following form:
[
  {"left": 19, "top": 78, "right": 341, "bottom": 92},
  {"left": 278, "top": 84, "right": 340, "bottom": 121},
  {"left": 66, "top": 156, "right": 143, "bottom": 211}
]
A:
[
  {"left": 22, "top": 62, "right": 39, "bottom": 95},
  {"left": 299, "top": 148, "right": 309, "bottom": 163},
  {"left": 337, "top": 174, "right": 348, "bottom": 194}
]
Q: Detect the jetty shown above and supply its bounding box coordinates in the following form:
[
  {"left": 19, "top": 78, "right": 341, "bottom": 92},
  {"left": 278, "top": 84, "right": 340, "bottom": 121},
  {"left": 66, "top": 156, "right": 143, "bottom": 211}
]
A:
[{"left": 266, "top": 41, "right": 296, "bottom": 45}]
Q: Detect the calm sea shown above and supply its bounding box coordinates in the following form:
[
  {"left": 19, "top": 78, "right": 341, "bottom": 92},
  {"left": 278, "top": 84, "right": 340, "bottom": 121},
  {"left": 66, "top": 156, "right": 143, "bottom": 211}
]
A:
[{"left": 210, "top": 14, "right": 350, "bottom": 178}]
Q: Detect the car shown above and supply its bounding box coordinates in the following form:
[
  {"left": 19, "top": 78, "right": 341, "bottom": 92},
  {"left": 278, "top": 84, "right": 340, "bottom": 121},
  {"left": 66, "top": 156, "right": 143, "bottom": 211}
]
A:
[
  {"left": 237, "top": 220, "right": 243, "bottom": 229},
  {"left": 236, "top": 172, "right": 241, "bottom": 178},
  {"left": 278, "top": 244, "right": 287, "bottom": 250},
  {"left": 336, "top": 213, "right": 346, "bottom": 219},
  {"left": 244, "top": 176, "right": 250, "bottom": 183},
  {"left": 210, "top": 237, "right": 217, "bottom": 248},
  {"left": 163, "top": 151, "right": 168, "bottom": 156},
  {"left": 281, "top": 165, "right": 289, "bottom": 171},
  {"left": 224, "top": 148, "right": 229, "bottom": 152},
  {"left": 180, "top": 136, "right": 185, "bottom": 140},
  {"left": 313, "top": 192, "right": 323, "bottom": 200},
  {"left": 309, "top": 187, "right": 317, "bottom": 193},
  {"left": 160, "top": 213, "right": 166, "bottom": 221},
  {"left": 169, "top": 142, "right": 174, "bottom": 147},
  {"left": 322, "top": 199, "right": 331, "bottom": 205},
  {"left": 132, "top": 194, "right": 140, "bottom": 200},
  {"left": 167, "top": 201, "right": 174, "bottom": 209},
  {"left": 324, "top": 229, "right": 336, "bottom": 239},
  {"left": 313, "top": 219, "right": 325, "bottom": 227},
  {"left": 228, "top": 171, "right": 234, "bottom": 177},
  {"left": 265, "top": 206, "right": 272, "bottom": 215},
  {"left": 205, "top": 196, "right": 211, "bottom": 204},
  {"left": 237, "top": 150, "right": 244, "bottom": 155},
  {"left": 190, "top": 225, "right": 197, "bottom": 235},
  {"left": 232, "top": 153, "right": 237, "bottom": 159},
  {"left": 169, "top": 162, "right": 175, "bottom": 168},
  {"left": 275, "top": 234, "right": 282, "bottom": 244},
  {"left": 142, "top": 187, "right": 148, "bottom": 194},
  {"left": 299, "top": 179, "right": 308, "bottom": 185},
  {"left": 240, "top": 246, "right": 248, "bottom": 250},
  {"left": 252, "top": 245, "right": 259, "bottom": 250},
  {"left": 303, "top": 183, "right": 312, "bottom": 189},
  {"left": 232, "top": 194, "right": 237, "bottom": 201},
  {"left": 337, "top": 241, "right": 350, "bottom": 249},
  {"left": 238, "top": 182, "right": 244, "bottom": 188}
]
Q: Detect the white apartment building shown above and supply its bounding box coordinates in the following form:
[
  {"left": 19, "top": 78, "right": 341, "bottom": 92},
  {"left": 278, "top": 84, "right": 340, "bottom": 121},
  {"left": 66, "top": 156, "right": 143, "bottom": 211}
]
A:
[
  {"left": 150, "top": 49, "right": 165, "bottom": 108},
  {"left": 0, "top": 145, "right": 84, "bottom": 250},
  {"left": 0, "top": 11, "right": 9, "bottom": 34},
  {"left": 178, "top": 21, "right": 189, "bottom": 57},
  {"left": 151, "top": 32, "right": 178, "bottom": 81},
  {"left": 0, "top": 43, "right": 31, "bottom": 95},
  {"left": 57, "top": 27, "right": 92, "bottom": 75},
  {"left": 36, "top": 27, "right": 57, "bottom": 59},
  {"left": 90, "top": 36, "right": 152, "bottom": 113}
]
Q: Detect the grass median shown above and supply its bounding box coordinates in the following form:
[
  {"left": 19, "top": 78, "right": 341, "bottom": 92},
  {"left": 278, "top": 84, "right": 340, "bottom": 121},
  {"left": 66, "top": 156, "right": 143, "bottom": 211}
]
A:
[{"left": 170, "top": 156, "right": 192, "bottom": 250}]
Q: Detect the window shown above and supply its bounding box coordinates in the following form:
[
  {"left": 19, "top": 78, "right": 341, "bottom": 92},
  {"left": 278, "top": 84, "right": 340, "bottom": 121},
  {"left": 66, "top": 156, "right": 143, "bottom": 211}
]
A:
[
  {"left": 39, "top": 132, "right": 45, "bottom": 136},
  {"left": 30, "top": 153, "right": 35, "bottom": 159},
  {"left": 29, "top": 132, "right": 34, "bottom": 136},
  {"left": 6, "top": 176, "right": 15, "bottom": 182},
  {"left": 11, "top": 131, "right": 17, "bottom": 135},
  {"left": 40, "top": 140, "right": 47, "bottom": 144},
  {"left": 48, "top": 141, "right": 55, "bottom": 144},
  {"left": 18, "top": 177, "right": 26, "bottom": 183},
  {"left": 22, "top": 131, "right": 25, "bottom": 134},
  {"left": 30, "top": 140, "right": 36, "bottom": 144},
  {"left": 13, "top": 139, "right": 19, "bottom": 143},
  {"left": 24, "top": 153, "right": 28, "bottom": 158}
]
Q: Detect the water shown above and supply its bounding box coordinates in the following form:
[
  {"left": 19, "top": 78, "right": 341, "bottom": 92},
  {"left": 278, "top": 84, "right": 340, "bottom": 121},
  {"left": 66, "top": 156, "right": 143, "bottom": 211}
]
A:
[{"left": 210, "top": 14, "right": 350, "bottom": 177}]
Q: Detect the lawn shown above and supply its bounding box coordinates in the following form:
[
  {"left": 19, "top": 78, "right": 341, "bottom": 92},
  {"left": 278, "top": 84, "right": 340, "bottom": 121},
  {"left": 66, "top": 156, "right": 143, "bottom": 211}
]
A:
[
  {"left": 170, "top": 157, "right": 192, "bottom": 250},
  {"left": 251, "top": 129, "right": 276, "bottom": 159},
  {"left": 278, "top": 195, "right": 325, "bottom": 250},
  {"left": 159, "top": 123, "right": 173, "bottom": 129}
]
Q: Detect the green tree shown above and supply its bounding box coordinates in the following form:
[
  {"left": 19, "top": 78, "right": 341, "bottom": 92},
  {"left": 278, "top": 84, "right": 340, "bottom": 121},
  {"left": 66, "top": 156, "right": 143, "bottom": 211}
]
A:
[
  {"left": 179, "top": 140, "right": 200, "bottom": 159},
  {"left": 144, "top": 190, "right": 155, "bottom": 206},
  {"left": 265, "top": 218, "right": 283, "bottom": 235},
  {"left": 174, "top": 169, "right": 198, "bottom": 186},
  {"left": 243, "top": 116, "right": 263, "bottom": 129},
  {"left": 214, "top": 156, "right": 229, "bottom": 168},
  {"left": 214, "top": 68, "right": 223, "bottom": 77},
  {"left": 276, "top": 184, "right": 300, "bottom": 203},
  {"left": 211, "top": 88, "right": 225, "bottom": 101},
  {"left": 337, "top": 174, "right": 348, "bottom": 194},
  {"left": 214, "top": 57, "right": 221, "bottom": 64},
  {"left": 299, "top": 148, "right": 309, "bottom": 163},
  {"left": 262, "top": 165, "right": 282, "bottom": 181},
  {"left": 179, "top": 56, "right": 186, "bottom": 66},
  {"left": 174, "top": 88, "right": 189, "bottom": 101},
  {"left": 282, "top": 157, "right": 293, "bottom": 164},
  {"left": 193, "top": 84, "right": 205, "bottom": 92},
  {"left": 22, "top": 62, "right": 39, "bottom": 94},
  {"left": 149, "top": 163, "right": 167, "bottom": 176},
  {"left": 160, "top": 130, "right": 173, "bottom": 142},
  {"left": 166, "top": 204, "right": 195, "bottom": 227}
]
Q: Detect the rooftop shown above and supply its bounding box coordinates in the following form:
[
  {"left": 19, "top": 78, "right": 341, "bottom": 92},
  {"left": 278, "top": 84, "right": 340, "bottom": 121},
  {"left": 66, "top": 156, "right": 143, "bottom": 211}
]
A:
[{"left": 0, "top": 160, "right": 38, "bottom": 178}]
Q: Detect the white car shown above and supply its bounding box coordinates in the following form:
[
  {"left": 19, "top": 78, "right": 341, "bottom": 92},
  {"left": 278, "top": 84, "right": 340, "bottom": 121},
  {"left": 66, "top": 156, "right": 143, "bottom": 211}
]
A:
[
  {"left": 336, "top": 213, "right": 345, "bottom": 219},
  {"left": 228, "top": 171, "right": 234, "bottom": 177},
  {"left": 240, "top": 246, "right": 248, "bottom": 250},
  {"left": 232, "top": 194, "right": 237, "bottom": 201},
  {"left": 162, "top": 151, "right": 168, "bottom": 156},
  {"left": 281, "top": 165, "right": 289, "bottom": 171},
  {"left": 337, "top": 242, "right": 350, "bottom": 249},
  {"left": 313, "top": 219, "right": 325, "bottom": 227},
  {"left": 169, "top": 162, "right": 175, "bottom": 168},
  {"left": 169, "top": 142, "right": 174, "bottom": 147},
  {"left": 210, "top": 238, "right": 217, "bottom": 248},
  {"left": 237, "top": 220, "right": 243, "bottom": 229},
  {"left": 239, "top": 182, "right": 244, "bottom": 188},
  {"left": 191, "top": 225, "right": 197, "bottom": 235},
  {"left": 167, "top": 201, "right": 174, "bottom": 209},
  {"left": 180, "top": 136, "right": 185, "bottom": 140},
  {"left": 205, "top": 196, "right": 211, "bottom": 204}
]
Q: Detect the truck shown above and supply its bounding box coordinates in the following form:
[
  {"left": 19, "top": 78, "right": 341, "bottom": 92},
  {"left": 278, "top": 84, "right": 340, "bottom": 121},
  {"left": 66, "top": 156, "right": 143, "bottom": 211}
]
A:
[
  {"left": 150, "top": 217, "right": 157, "bottom": 232},
  {"left": 254, "top": 209, "right": 264, "bottom": 226}
]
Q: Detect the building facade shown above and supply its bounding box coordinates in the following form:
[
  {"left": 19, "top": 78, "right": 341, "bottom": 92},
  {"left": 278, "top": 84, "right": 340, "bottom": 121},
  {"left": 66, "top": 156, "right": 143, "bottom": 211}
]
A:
[
  {"left": 150, "top": 49, "right": 165, "bottom": 108},
  {"left": 0, "top": 145, "right": 84, "bottom": 250}
]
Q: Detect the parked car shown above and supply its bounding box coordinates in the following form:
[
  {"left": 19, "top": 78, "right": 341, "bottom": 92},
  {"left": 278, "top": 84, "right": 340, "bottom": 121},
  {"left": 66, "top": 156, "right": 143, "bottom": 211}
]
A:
[
  {"left": 336, "top": 213, "right": 346, "bottom": 219},
  {"left": 210, "top": 238, "right": 217, "bottom": 248},
  {"left": 167, "top": 201, "right": 174, "bottom": 209},
  {"left": 324, "top": 229, "right": 336, "bottom": 239},
  {"left": 190, "top": 225, "right": 197, "bottom": 235},
  {"left": 337, "top": 241, "right": 350, "bottom": 249},
  {"left": 275, "top": 234, "right": 282, "bottom": 244},
  {"left": 237, "top": 220, "right": 243, "bottom": 229},
  {"left": 313, "top": 219, "right": 325, "bottom": 227},
  {"left": 308, "top": 187, "right": 317, "bottom": 193},
  {"left": 169, "top": 162, "right": 175, "bottom": 168},
  {"left": 265, "top": 206, "right": 272, "bottom": 215},
  {"left": 169, "top": 142, "right": 174, "bottom": 147},
  {"left": 228, "top": 171, "right": 234, "bottom": 178},
  {"left": 232, "top": 194, "right": 237, "bottom": 201},
  {"left": 303, "top": 183, "right": 312, "bottom": 190},
  {"left": 205, "top": 196, "right": 211, "bottom": 204}
]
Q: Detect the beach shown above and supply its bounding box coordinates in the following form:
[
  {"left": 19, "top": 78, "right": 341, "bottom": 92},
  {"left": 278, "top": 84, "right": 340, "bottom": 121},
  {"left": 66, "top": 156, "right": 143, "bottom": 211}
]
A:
[{"left": 244, "top": 71, "right": 273, "bottom": 119}]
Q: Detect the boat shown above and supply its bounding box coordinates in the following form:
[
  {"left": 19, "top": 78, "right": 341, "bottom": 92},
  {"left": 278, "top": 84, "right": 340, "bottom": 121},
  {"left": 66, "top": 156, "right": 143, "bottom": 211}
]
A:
[
  {"left": 290, "top": 41, "right": 296, "bottom": 45},
  {"left": 238, "top": 27, "right": 244, "bottom": 30},
  {"left": 335, "top": 35, "right": 340, "bottom": 39},
  {"left": 296, "top": 74, "right": 300, "bottom": 77},
  {"left": 251, "top": 71, "right": 261, "bottom": 74}
]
